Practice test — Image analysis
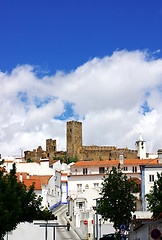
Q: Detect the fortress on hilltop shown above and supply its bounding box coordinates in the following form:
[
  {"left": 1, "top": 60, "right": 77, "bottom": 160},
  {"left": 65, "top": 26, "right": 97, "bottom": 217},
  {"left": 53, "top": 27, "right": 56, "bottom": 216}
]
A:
[{"left": 25, "top": 120, "right": 142, "bottom": 163}]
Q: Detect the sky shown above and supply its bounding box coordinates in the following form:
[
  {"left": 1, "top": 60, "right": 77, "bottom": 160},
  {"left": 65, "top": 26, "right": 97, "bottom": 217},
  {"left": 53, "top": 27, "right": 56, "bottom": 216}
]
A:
[{"left": 0, "top": 0, "right": 162, "bottom": 157}]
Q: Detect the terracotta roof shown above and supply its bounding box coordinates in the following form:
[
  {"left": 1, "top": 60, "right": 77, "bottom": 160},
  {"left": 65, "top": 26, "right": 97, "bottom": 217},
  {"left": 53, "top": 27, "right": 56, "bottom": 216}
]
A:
[
  {"left": 22, "top": 175, "right": 52, "bottom": 190},
  {"left": 72, "top": 158, "right": 158, "bottom": 167},
  {"left": 124, "top": 158, "right": 158, "bottom": 165},
  {"left": 23, "top": 179, "right": 42, "bottom": 190},
  {"left": 73, "top": 160, "right": 119, "bottom": 167},
  {"left": 29, "top": 175, "right": 53, "bottom": 185}
]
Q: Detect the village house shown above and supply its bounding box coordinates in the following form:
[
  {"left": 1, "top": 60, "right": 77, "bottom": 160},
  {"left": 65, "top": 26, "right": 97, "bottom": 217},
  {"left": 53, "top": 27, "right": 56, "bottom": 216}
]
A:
[
  {"left": 67, "top": 155, "right": 160, "bottom": 237},
  {"left": 2, "top": 158, "right": 62, "bottom": 210}
]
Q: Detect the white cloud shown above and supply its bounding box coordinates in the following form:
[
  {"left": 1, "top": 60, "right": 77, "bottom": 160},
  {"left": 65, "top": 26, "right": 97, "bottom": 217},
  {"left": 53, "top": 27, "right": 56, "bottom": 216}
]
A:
[{"left": 0, "top": 50, "right": 162, "bottom": 157}]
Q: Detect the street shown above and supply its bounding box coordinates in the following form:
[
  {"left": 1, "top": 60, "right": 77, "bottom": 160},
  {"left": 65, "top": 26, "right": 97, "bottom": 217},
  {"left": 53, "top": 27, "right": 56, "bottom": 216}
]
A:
[{"left": 53, "top": 205, "right": 82, "bottom": 240}]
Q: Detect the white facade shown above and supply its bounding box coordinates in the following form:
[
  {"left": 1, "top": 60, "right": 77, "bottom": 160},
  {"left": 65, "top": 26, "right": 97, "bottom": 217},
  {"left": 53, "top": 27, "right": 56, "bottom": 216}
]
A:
[
  {"left": 4, "top": 221, "right": 54, "bottom": 240},
  {"left": 135, "top": 134, "right": 146, "bottom": 159},
  {"left": 48, "top": 171, "right": 62, "bottom": 209},
  {"left": 67, "top": 157, "right": 161, "bottom": 238},
  {"left": 2, "top": 158, "right": 62, "bottom": 210},
  {"left": 141, "top": 164, "right": 162, "bottom": 211},
  {"left": 3, "top": 159, "right": 55, "bottom": 175},
  {"left": 67, "top": 159, "right": 145, "bottom": 238}
]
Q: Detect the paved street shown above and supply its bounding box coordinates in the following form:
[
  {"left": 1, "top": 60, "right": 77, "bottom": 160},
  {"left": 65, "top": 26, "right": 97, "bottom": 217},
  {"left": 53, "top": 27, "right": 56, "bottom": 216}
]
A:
[{"left": 53, "top": 205, "right": 82, "bottom": 240}]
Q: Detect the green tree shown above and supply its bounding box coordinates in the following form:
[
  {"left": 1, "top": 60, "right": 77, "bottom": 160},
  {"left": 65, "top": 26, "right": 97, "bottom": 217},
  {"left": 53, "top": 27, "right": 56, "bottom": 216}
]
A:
[
  {"left": 0, "top": 162, "right": 55, "bottom": 239},
  {"left": 53, "top": 156, "right": 63, "bottom": 162},
  {"left": 97, "top": 165, "right": 138, "bottom": 233},
  {"left": 65, "top": 155, "right": 78, "bottom": 164},
  {"left": 145, "top": 172, "right": 162, "bottom": 218},
  {"left": 26, "top": 158, "right": 34, "bottom": 163}
]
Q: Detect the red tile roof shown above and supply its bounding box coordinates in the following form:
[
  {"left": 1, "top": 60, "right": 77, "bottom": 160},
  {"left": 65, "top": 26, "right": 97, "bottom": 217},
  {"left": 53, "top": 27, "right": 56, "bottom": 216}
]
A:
[
  {"left": 19, "top": 175, "right": 52, "bottom": 190},
  {"left": 23, "top": 179, "right": 42, "bottom": 190},
  {"left": 29, "top": 175, "right": 52, "bottom": 185},
  {"left": 72, "top": 158, "right": 158, "bottom": 167}
]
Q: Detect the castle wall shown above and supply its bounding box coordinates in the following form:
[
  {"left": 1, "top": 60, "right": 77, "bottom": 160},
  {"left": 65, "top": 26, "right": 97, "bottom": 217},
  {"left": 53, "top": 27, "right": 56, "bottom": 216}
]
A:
[
  {"left": 24, "top": 146, "right": 46, "bottom": 163},
  {"left": 25, "top": 121, "right": 138, "bottom": 163},
  {"left": 80, "top": 147, "right": 137, "bottom": 161},
  {"left": 24, "top": 140, "right": 66, "bottom": 164}
]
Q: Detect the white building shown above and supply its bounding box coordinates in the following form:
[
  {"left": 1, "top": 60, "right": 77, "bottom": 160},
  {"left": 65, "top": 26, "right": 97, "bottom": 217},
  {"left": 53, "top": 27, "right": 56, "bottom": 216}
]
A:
[
  {"left": 67, "top": 157, "right": 158, "bottom": 238},
  {"left": 49, "top": 160, "right": 74, "bottom": 204},
  {"left": 2, "top": 158, "right": 62, "bottom": 210},
  {"left": 141, "top": 150, "right": 162, "bottom": 211}
]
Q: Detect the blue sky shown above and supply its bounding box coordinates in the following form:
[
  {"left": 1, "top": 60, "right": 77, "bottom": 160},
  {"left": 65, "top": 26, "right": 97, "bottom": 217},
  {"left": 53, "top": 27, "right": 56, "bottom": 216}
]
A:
[
  {"left": 0, "top": 0, "right": 162, "bottom": 73},
  {"left": 0, "top": 0, "right": 162, "bottom": 156}
]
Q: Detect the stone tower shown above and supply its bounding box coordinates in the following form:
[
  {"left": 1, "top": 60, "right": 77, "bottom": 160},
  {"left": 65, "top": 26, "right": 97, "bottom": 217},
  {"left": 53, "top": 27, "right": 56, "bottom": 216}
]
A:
[
  {"left": 135, "top": 133, "right": 146, "bottom": 159},
  {"left": 46, "top": 139, "right": 56, "bottom": 158},
  {"left": 67, "top": 121, "right": 82, "bottom": 158}
]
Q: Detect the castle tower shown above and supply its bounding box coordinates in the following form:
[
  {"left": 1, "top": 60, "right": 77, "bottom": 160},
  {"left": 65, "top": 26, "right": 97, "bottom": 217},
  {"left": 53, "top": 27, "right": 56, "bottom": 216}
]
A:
[
  {"left": 46, "top": 139, "right": 56, "bottom": 158},
  {"left": 67, "top": 121, "right": 82, "bottom": 158},
  {"left": 135, "top": 133, "right": 146, "bottom": 159}
]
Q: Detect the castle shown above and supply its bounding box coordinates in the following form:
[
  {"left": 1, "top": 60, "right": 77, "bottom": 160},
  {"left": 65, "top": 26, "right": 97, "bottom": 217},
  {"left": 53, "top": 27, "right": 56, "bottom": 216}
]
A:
[{"left": 24, "top": 120, "right": 142, "bottom": 163}]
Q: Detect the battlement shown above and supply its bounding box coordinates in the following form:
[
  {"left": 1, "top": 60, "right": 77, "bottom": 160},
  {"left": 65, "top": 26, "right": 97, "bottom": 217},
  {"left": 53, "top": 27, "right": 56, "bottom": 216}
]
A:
[
  {"left": 25, "top": 120, "right": 138, "bottom": 163},
  {"left": 83, "top": 145, "right": 117, "bottom": 151}
]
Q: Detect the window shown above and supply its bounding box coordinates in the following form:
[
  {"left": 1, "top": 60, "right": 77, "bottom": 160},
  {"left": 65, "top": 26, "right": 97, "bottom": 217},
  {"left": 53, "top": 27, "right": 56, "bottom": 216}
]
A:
[
  {"left": 149, "top": 175, "right": 154, "bottom": 182},
  {"left": 83, "top": 168, "right": 88, "bottom": 175},
  {"left": 123, "top": 167, "right": 128, "bottom": 171},
  {"left": 77, "top": 184, "right": 82, "bottom": 193},
  {"left": 132, "top": 166, "right": 137, "bottom": 173},
  {"left": 99, "top": 167, "right": 105, "bottom": 174},
  {"left": 94, "top": 183, "right": 99, "bottom": 189},
  {"left": 79, "top": 202, "right": 83, "bottom": 209}
]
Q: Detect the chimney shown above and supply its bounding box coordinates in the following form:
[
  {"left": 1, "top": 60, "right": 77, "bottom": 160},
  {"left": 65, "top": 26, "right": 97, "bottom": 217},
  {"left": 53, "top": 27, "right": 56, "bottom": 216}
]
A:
[
  {"left": 40, "top": 158, "right": 49, "bottom": 168},
  {"left": 119, "top": 151, "right": 123, "bottom": 165},
  {"left": 157, "top": 149, "right": 162, "bottom": 164}
]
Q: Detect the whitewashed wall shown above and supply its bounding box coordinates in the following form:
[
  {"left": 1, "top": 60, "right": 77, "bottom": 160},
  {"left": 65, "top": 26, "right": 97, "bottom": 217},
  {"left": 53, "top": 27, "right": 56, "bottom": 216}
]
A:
[{"left": 4, "top": 222, "right": 53, "bottom": 240}]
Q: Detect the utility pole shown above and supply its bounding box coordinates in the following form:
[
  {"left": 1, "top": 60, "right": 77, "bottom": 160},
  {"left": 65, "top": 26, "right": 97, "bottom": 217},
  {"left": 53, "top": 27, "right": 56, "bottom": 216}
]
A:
[
  {"left": 93, "top": 214, "right": 95, "bottom": 240},
  {"left": 96, "top": 199, "right": 99, "bottom": 240},
  {"left": 93, "top": 198, "right": 100, "bottom": 240}
]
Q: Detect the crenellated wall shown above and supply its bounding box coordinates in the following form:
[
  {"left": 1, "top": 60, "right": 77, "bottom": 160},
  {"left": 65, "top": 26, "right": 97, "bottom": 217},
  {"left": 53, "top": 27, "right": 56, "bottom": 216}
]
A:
[
  {"left": 66, "top": 121, "right": 138, "bottom": 161},
  {"left": 25, "top": 120, "right": 138, "bottom": 163}
]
